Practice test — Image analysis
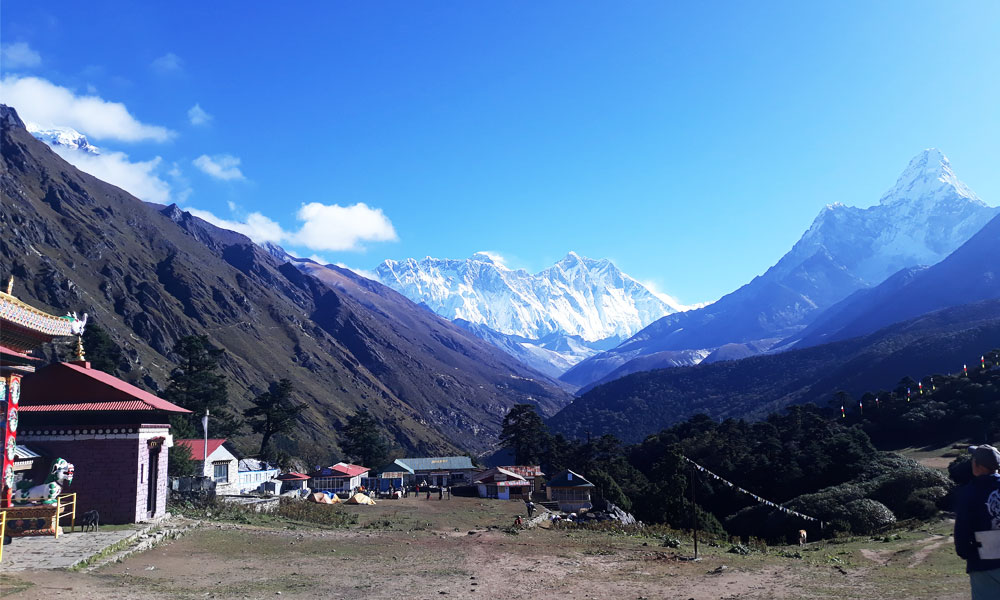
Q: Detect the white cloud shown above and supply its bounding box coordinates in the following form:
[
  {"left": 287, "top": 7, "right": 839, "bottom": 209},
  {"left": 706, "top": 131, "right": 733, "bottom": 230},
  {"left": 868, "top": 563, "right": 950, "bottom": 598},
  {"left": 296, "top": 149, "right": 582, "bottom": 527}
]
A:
[
  {"left": 193, "top": 154, "right": 245, "bottom": 181},
  {"left": 335, "top": 263, "right": 377, "bottom": 280},
  {"left": 151, "top": 52, "right": 183, "bottom": 74},
  {"left": 183, "top": 201, "right": 397, "bottom": 253},
  {"left": 185, "top": 208, "right": 285, "bottom": 243},
  {"left": 2, "top": 42, "right": 41, "bottom": 68},
  {"left": 0, "top": 75, "right": 174, "bottom": 142},
  {"left": 187, "top": 103, "right": 212, "bottom": 126},
  {"left": 475, "top": 250, "right": 508, "bottom": 267},
  {"left": 48, "top": 145, "right": 171, "bottom": 204},
  {"left": 293, "top": 202, "right": 397, "bottom": 251},
  {"left": 641, "top": 279, "right": 715, "bottom": 313}
]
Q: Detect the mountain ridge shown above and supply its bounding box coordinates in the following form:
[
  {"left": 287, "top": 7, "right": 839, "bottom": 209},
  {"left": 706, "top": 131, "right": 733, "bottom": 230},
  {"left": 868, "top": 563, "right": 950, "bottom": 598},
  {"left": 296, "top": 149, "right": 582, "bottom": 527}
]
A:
[
  {"left": 0, "top": 103, "right": 571, "bottom": 458},
  {"left": 562, "top": 148, "right": 999, "bottom": 389}
]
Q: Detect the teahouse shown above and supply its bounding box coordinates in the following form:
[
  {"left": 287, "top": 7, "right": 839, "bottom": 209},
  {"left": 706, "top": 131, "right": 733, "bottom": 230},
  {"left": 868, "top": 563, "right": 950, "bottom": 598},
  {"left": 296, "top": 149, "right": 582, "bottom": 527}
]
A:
[
  {"left": 545, "top": 469, "right": 594, "bottom": 512},
  {"left": 473, "top": 467, "right": 532, "bottom": 500},
  {"left": 310, "top": 462, "right": 369, "bottom": 495},
  {"left": 174, "top": 439, "right": 239, "bottom": 495},
  {"left": 379, "top": 456, "right": 476, "bottom": 487},
  {"left": 237, "top": 458, "right": 279, "bottom": 494}
]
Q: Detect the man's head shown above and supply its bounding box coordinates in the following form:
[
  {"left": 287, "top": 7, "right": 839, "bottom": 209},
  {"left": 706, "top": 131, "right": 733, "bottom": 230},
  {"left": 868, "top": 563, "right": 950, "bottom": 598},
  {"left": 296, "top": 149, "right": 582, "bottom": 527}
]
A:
[{"left": 969, "top": 444, "right": 1000, "bottom": 476}]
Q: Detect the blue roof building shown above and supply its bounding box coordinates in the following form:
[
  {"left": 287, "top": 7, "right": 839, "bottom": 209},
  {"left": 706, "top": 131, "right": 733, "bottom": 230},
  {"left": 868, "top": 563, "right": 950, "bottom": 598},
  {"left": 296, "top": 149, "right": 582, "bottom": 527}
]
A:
[{"left": 378, "top": 456, "right": 476, "bottom": 487}]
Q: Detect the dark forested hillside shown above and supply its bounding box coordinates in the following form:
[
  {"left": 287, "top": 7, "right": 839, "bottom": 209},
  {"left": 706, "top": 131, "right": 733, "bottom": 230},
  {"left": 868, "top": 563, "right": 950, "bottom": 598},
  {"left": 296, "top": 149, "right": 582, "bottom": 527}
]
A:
[
  {"left": 0, "top": 104, "right": 570, "bottom": 458},
  {"left": 548, "top": 298, "right": 1000, "bottom": 443}
]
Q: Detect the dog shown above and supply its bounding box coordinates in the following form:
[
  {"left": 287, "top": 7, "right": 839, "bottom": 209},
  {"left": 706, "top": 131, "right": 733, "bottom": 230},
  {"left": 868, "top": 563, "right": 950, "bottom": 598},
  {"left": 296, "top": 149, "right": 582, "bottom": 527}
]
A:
[
  {"left": 80, "top": 509, "right": 100, "bottom": 532},
  {"left": 798, "top": 529, "right": 808, "bottom": 546}
]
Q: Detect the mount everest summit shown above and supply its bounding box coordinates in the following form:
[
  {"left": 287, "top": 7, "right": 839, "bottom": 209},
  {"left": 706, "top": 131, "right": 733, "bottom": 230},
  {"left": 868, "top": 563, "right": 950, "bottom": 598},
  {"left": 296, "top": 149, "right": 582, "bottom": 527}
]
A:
[{"left": 375, "top": 252, "right": 692, "bottom": 377}]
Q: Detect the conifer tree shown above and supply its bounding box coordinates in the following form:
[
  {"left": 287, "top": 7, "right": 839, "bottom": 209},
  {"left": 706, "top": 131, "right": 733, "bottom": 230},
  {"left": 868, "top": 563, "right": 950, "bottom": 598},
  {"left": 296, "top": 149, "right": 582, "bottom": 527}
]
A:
[
  {"left": 340, "top": 407, "right": 390, "bottom": 469},
  {"left": 163, "top": 335, "right": 241, "bottom": 438},
  {"left": 245, "top": 379, "right": 303, "bottom": 458},
  {"left": 500, "top": 404, "right": 550, "bottom": 465}
]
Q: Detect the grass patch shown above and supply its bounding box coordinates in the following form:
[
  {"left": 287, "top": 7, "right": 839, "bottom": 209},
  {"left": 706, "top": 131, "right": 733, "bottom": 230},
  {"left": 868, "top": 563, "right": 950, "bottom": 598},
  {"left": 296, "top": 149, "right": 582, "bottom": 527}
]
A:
[
  {"left": 171, "top": 497, "right": 359, "bottom": 529},
  {"left": 0, "top": 574, "right": 33, "bottom": 597}
]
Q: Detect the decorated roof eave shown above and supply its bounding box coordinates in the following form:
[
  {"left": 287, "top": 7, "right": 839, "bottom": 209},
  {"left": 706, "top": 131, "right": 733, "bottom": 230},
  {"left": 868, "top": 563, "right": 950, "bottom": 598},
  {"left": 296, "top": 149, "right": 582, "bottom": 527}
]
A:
[{"left": 0, "top": 290, "right": 85, "bottom": 352}]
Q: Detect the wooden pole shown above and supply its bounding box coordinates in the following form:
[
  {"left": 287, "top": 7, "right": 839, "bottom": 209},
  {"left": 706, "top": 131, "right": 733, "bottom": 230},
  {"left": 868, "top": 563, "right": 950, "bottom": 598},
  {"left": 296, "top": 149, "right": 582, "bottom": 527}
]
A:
[{"left": 689, "top": 461, "right": 699, "bottom": 559}]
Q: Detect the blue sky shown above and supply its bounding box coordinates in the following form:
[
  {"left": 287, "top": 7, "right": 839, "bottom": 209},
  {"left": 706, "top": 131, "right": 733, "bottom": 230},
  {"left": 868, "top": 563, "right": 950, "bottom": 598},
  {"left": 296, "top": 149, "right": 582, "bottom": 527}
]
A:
[{"left": 2, "top": 2, "right": 998, "bottom": 304}]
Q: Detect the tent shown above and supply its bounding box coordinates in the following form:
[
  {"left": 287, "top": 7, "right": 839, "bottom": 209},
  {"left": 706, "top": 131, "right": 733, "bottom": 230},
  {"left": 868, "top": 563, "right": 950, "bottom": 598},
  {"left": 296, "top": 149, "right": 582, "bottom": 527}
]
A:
[
  {"left": 346, "top": 493, "right": 376, "bottom": 505},
  {"left": 328, "top": 493, "right": 342, "bottom": 504},
  {"left": 309, "top": 492, "right": 332, "bottom": 504}
]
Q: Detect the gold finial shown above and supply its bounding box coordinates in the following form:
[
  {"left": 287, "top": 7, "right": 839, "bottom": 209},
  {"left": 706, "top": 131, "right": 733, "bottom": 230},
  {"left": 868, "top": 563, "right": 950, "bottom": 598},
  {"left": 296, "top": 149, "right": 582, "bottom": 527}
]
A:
[
  {"left": 73, "top": 335, "right": 86, "bottom": 362},
  {"left": 5, "top": 276, "right": 12, "bottom": 295}
]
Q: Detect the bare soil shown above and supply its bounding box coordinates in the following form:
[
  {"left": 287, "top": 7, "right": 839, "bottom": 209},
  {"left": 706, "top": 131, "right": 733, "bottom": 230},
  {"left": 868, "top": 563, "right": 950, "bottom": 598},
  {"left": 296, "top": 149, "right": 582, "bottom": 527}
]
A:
[{"left": 1, "top": 497, "right": 973, "bottom": 600}]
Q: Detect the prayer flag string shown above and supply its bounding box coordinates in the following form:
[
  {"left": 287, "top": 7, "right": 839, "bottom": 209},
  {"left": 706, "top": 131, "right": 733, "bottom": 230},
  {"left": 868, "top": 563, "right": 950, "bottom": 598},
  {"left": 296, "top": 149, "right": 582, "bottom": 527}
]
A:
[{"left": 682, "top": 456, "right": 824, "bottom": 527}]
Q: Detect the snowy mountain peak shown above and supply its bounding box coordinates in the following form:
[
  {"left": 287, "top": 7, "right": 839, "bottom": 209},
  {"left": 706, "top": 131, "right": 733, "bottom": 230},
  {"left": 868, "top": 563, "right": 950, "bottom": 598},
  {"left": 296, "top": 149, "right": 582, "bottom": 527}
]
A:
[
  {"left": 784, "top": 149, "right": 998, "bottom": 286},
  {"left": 375, "top": 253, "right": 684, "bottom": 343},
  {"left": 879, "top": 148, "right": 979, "bottom": 206},
  {"left": 25, "top": 123, "right": 100, "bottom": 155},
  {"left": 469, "top": 251, "right": 504, "bottom": 266}
]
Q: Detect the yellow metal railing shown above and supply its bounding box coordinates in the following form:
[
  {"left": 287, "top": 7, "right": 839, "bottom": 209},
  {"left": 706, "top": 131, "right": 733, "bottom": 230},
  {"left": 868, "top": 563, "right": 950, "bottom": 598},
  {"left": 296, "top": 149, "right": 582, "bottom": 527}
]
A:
[
  {"left": 0, "top": 510, "right": 6, "bottom": 562},
  {"left": 56, "top": 493, "right": 76, "bottom": 537}
]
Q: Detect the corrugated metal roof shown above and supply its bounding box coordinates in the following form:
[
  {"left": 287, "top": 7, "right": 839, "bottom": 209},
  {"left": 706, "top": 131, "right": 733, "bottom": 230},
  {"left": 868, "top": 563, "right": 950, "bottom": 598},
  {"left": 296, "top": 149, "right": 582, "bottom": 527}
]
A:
[
  {"left": 175, "top": 439, "right": 228, "bottom": 459},
  {"left": 276, "top": 472, "right": 310, "bottom": 480},
  {"left": 546, "top": 469, "right": 594, "bottom": 488},
  {"left": 21, "top": 362, "right": 190, "bottom": 414},
  {"left": 19, "top": 401, "right": 155, "bottom": 412},
  {"left": 14, "top": 445, "right": 41, "bottom": 459},
  {"left": 238, "top": 459, "right": 278, "bottom": 472},
  {"left": 396, "top": 456, "right": 475, "bottom": 472},
  {"left": 501, "top": 465, "right": 544, "bottom": 478},
  {"left": 329, "top": 462, "right": 369, "bottom": 477},
  {"left": 473, "top": 467, "right": 527, "bottom": 484}
]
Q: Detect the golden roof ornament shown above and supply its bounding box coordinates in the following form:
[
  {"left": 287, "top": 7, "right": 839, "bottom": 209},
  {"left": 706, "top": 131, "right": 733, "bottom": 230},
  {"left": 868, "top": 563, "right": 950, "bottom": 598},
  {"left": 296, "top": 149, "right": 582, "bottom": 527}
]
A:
[{"left": 73, "top": 335, "right": 86, "bottom": 362}]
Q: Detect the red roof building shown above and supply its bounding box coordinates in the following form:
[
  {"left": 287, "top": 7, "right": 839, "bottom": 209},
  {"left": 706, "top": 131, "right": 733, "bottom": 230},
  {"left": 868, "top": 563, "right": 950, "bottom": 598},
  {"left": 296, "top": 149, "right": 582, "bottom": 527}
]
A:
[
  {"left": 174, "top": 438, "right": 227, "bottom": 460},
  {"left": 311, "top": 462, "right": 370, "bottom": 494},
  {"left": 17, "top": 360, "right": 189, "bottom": 523}
]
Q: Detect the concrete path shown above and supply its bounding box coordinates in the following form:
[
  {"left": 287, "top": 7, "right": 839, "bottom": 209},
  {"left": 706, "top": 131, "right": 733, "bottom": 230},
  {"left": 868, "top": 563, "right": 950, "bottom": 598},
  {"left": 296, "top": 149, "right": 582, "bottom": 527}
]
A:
[{"left": 1, "top": 526, "right": 149, "bottom": 570}]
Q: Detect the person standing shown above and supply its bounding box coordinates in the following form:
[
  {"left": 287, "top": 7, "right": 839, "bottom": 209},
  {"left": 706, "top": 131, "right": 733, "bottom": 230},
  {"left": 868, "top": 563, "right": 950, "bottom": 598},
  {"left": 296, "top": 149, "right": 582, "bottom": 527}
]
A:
[
  {"left": 954, "top": 444, "right": 1000, "bottom": 599},
  {"left": 526, "top": 500, "right": 535, "bottom": 519}
]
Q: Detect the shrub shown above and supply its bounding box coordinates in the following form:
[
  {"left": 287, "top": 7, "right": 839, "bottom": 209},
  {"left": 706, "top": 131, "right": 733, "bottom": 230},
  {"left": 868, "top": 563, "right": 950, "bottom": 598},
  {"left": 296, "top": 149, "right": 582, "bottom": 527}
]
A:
[
  {"left": 904, "top": 486, "right": 948, "bottom": 519},
  {"left": 842, "top": 499, "right": 895, "bottom": 534},
  {"left": 867, "top": 465, "right": 951, "bottom": 515}
]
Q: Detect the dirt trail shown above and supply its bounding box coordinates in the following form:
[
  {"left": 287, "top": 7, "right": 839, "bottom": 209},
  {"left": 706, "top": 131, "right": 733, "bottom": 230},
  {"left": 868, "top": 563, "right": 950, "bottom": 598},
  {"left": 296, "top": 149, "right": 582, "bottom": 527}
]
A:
[{"left": 909, "top": 536, "right": 952, "bottom": 568}]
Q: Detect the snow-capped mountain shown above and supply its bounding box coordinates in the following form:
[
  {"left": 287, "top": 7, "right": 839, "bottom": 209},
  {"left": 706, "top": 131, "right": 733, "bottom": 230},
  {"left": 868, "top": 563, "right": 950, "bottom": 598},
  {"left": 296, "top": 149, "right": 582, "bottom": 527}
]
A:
[
  {"left": 26, "top": 124, "right": 100, "bottom": 155},
  {"left": 376, "top": 252, "right": 687, "bottom": 377},
  {"left": 562, "top": 148, "right": 999, "bottom": 388},
  {"left": 770, "top": 148, "right": 993, "bottom": 286}
]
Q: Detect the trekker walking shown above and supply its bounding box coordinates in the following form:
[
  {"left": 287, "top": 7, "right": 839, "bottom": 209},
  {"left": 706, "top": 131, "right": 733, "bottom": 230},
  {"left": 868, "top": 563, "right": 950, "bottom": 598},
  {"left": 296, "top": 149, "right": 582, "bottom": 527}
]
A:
[
  {"left": 526, "top": 500, "right": 535, "bottom": 518},
  {"left": 438, "top": 487, "right": 443, "bottom": 500},
  {"left": 954, "top": 444, "right": 1000, "bottom": 599}
]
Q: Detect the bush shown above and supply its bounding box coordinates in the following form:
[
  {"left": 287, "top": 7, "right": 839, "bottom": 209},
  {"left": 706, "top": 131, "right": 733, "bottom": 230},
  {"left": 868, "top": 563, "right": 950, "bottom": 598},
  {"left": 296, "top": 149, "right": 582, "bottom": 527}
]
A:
[
  {"left": 904, "top": 486, "right": 948, "bottom": 519},
  {"left": 843, "top": 499, "right": 895, "bottom": 534},
  {"left": 867, "top": 465, "right": 951, "bottom": 515}
]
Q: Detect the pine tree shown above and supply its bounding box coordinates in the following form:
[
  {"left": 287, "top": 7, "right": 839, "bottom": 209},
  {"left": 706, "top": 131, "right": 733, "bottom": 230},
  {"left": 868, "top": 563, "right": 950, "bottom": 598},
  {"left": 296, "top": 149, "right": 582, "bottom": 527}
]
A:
[
  {"left": 245, "top": 379, "right": 303, "bottom": 458},
  {"left": 499, "top": 404, "right": 550, "bottom": 465},
  {"left": 163, "top": 335, "right": 241, "bottom": 438},
  {"left": 340, "top": 407, "right": 390, "bottom": 468},
  {"left": 80, "top": 322, "right": 124, "bottom": 374}
]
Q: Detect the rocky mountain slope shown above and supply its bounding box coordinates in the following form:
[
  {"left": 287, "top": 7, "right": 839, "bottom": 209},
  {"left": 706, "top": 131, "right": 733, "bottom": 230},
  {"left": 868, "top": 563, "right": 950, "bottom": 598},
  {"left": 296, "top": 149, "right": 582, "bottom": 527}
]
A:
[
  {"left": 562, "top": 149, "right": 999, "bottom": 389},
  {"left": 787, "top": 211, "right": 1000, "bottom": 348},
  {"left": 1, "top": 104, "right": 570, "bottom": 457},
  {"left": 549, "top": 297, "right": 1000, "bottom": 443},
  {"left": 375, "top": 252, "right": 685, "bottom": 376}
]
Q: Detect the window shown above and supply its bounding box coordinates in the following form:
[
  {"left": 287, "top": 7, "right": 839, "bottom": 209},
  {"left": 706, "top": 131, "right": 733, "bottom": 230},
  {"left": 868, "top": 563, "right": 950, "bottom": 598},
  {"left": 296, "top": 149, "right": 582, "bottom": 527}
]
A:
[{"left": 213, "top": 461, "right": 230, "bottom": 483}]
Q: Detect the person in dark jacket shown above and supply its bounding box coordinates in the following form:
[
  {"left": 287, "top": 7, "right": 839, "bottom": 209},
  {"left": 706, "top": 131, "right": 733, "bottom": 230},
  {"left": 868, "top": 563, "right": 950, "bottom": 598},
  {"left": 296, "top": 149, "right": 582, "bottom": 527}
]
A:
[{"left": 954, "top": 444, "right": 1000, "bottom": 599}]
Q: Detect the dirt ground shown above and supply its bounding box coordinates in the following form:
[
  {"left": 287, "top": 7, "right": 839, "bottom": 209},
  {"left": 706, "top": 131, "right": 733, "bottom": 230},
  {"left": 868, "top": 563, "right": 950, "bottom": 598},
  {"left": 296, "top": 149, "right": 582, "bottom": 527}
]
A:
[{"left": 0, "top": 497, "right": 973, "bottom": 600}]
